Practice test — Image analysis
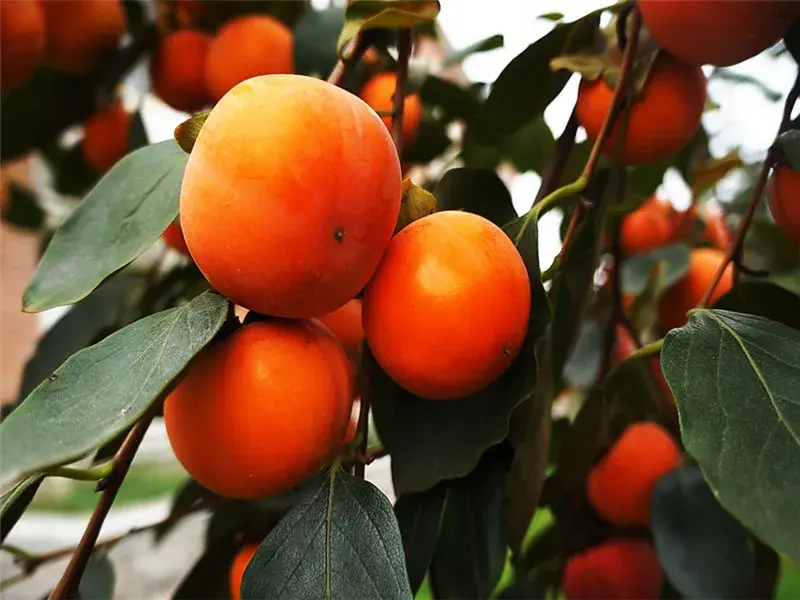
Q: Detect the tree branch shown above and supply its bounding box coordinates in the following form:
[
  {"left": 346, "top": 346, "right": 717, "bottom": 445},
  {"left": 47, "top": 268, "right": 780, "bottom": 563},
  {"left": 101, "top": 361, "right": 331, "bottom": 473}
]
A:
[
  {"left": 534, "top": 109, "right": 579, "bottom": 205},
  {"left": 391, "top": 29, "right": 413, "bottom": 155},
  {"left": 327, "top": 33, "right": 370, "bottom": 87}
]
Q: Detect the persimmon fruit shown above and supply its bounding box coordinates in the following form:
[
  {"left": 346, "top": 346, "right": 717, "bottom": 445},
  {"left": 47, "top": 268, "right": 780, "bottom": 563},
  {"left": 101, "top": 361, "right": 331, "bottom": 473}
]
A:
[
  {"left": 204, "top": 14, "right": 293, "bottom": 102},
  {"left": 657, "top": 247, "right": 733, "bottom": 332},
  {"left": 587, "top": 422, "right": 682, "bottom": 526},
  {"left": 162, "top": 220, "right": 190, "bottom": 256},
  {"left": 317, "top": 299, "right": 363, "bottom": 364},
  {"left": 229, "top": 543, "right": 259, "bottom": 600},
  {"left": 361, "top": 72, "right": 423, "bottom": 147},
  {"left": 41, "top": 0, "right": 125, "bottom": 75},
  {"left": 81, "top": 102, "right": 131, "bottom": 174},
  {"left": 164, "top": 320, "right": 353, "bottom": 499},
  {"left": 620, "top": 196, "right": 677, "bottom": 256},
  {"left": 363, "top": 210, "right": 531, "bottom": 400},
  {"left": 768, "top": 165, "right": 800, "bottom": 244},
  {"left": 639, "top": 0, "right": 794, "bottom": 67},
  {"left": 576, "top": 52, "right": 706, "bottom": 165},
  {"left": 562, "top": 539, "right": 663, "bottom": 599},
  {"left": 180, "top": 74, "right": 402, "bottom": 318},
  {"left": 150, "top": 29, "right": 212, "bottom": 113},
  {"left": 0, "top": 0, "right": 45, "bottom": 92}
]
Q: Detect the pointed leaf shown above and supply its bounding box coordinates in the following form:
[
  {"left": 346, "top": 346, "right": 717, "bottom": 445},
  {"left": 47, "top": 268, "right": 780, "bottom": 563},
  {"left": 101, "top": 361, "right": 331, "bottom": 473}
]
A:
[
  {"left": 775, "top": 130, "right": 800, "bottom": 172},
  {"left": 395, "top": 177, "right": 437, "bottom": 233},
  {"left": 0, "top": 291, "right": 229, "bottom": 488},
  {"left": 337, "top": 0, "right": 440, "bottom": 54},
  {"left": 174, "top": 112, "right": 209, "bottom": 154},
  {"left": 443, "top": 34, "right": 504, "bottom": 67},
  {"left": 1, "top": 474, "right": 44, "bottom": 543},
  {"left": 24, "top": 140, "right": 188, "bottom": 313},
  {"left": 433, "top": 168, "right": 516, "bottom": 226},
  {"left": 241, "top": 468, "right": 413, "bottom": 600},
  {"left": 662, "top": 309, "right": 800, "bottom": 560},
  {"left": 621, "top": 243, "right": 690, "bottom": 296}
]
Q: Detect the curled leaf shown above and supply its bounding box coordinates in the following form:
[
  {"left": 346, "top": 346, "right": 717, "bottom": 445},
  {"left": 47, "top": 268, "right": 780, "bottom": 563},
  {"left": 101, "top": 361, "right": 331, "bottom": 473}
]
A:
[
  {"left": 337, "top": 0, "right": 440, "bottom": 55},
  {"left": 395, "top": 177, "right": 437, "bottom": 233},
  {"left": 174, "top": 111, "right": 209, "bottom": 154}
]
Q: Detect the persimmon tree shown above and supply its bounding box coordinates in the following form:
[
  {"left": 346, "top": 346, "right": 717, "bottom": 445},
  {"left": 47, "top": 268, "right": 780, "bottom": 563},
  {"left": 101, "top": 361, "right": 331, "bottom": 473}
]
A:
[{"left": 1, "top": 1, "right": 800, "bottom": 599}]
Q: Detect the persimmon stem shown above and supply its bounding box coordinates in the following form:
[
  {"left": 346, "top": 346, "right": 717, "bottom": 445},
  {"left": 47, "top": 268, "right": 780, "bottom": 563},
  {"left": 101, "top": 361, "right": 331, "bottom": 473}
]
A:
[
  {"left": 627, "top": 338, "right": 664, "bottom": 360},
  {"left": 48, "top": 412, "right": 155, "bottom": 600},
  {"left": 392, "top": 29, "right": 413, "bottom": 155},
  {"left": 44, "top": 463, "right": 113, "bottom": 482},
  {"left": 327, "top": 32, "right": 370, "bottom": 87}
]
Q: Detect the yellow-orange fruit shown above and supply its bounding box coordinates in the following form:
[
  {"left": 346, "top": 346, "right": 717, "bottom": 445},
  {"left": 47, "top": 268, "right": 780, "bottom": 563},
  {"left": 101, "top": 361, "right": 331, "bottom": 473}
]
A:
[
  {"left": 41, "top": 0, "right": 125, "bottom": 75},
  {"left": 621, "top": 196, "right": 677, "bottom": 256},
  {"left": 563, "top": 540, "right": 663, "bottom": 599},
  {"left": 150, "top": 29, "right": 212, "bottom": 113},
  {"left": 204, "top": 14, "right": 293, "bottom": 102},
  {"left": 657, "top": 247, "right": 733, "bottom": 332},
  {"left": 162, "top": 220, "right": 190, "bottom": 256},
  {"left": 0, "top": 0, "right": 45, "bottom": 92},
  {"left": 81, "top": 102, "right": 131, "bottom": 174},
  {"left": 576, "top": 53, "right": 706, "bottom": 165},
  {"left": 229, "top": 543, "right": 259, "bottom": 600},
  {"left": 769, "top": 165, "right": 800, "bottom": 244},
  {"left": 164, "top": 320, "right": 353, "bottom": 499},
  {"left": 361, "top": 72, "right": 423, "bottom": 147},
  {"left": 180, "top": 74, "right": 401, "bottom": 318},
  {"left": 639, "top": 0, "right": 794, "bottom": 67},
  {"left": 587, "top": 422, "right": 682, "bottom": 526},
  {"left": 363, "top": 210, "right": 531, "bottom": 400}
]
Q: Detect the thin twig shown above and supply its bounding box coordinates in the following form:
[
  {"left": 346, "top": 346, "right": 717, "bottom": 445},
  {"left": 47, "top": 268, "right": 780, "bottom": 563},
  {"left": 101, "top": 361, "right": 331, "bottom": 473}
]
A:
[
  {"left": 534, "top": 109, "right": 579, "bottom": 205},
  {"left": 391, "top": 29, "right": 413, "bottom": 155},
  {"left": 327, "top": 33, "right": 370, "bottom": 87},
  {"left": 43, "top": 463, "right": 113, "bottom": 482},
  {"left": 48, "top": 412, "right": 156, "bottom": 600}
]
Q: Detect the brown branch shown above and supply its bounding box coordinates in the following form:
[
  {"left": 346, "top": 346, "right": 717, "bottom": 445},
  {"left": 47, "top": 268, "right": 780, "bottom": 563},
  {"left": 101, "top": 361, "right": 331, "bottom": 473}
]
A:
[
  {"left": 534, "top": 109, "right": 579, "bottom": 205},
  {"left": 391, "top": 29, "right": 413, "bottom": 155},
  {"left": 48, "top": 412, "right": 156, "bottom": 600},
  {"left": 327, "top": 33, "right": 370, "bottom": 87}
]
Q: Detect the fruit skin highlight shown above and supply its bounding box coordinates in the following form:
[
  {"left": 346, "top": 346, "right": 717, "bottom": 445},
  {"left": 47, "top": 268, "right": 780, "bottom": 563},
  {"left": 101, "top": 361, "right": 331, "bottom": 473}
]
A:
[
  {"left": 150, "top": 30, "right": 212, "bottom": 113},
  {"left": 204, "top": 14, "right": 294, "bottom": 102},
  {"left": 576, "top": 52, "right": 706, "bottom": 165},
  {"left": 363, "top": 210, "right": 531, "bottom": 400},
  {"left": 587, "top": 422, "right": 682, "bottom": 526},
  {"left": 0, "top": 0, "right": 45, "bottom": 92},
  {"left": 180, "top": 74, "right": 402, "bottom": 319},
  {"left": 81, "top": 102, "right": 131, "bottom": 174},
  {"left": 562, "top": 539, "right": 663, "bottom": 600},
  {"left": 639, "top": 0, "right": 794, "bottom": 67},
  {"left": 164, "top": 320, "right": 353, "bottom": 499},
  {"left": 768, "top": 165, "right": 800, "bottom": 244},
  {"left": 361, "top": 72, "right": 423, "bottom": 147},
  {"left": 229, "top": 543, "right": 259, "bottom": 600}
]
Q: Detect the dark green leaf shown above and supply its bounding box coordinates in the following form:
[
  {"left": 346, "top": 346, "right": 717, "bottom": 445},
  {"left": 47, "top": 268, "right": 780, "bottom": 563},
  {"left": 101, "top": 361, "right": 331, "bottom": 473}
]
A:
[
  {"left": 24, "top": 140, "right": 188, "bottom": 313},
  {"left": 0, "top": 291, "right": 229, "bottom": 488},
  {"left": 475, "top": 10, "right": 603, "bottom": 144},
  {"left": 173, "top": 531, "right": 239, "bottom": 599},
  {"left": 784, "top": 18, "right": 800, "bottom": 65},
  {"left": 652, "top": 465, "right": 754, "bottom": 599},
  {"left": 394, "top": 483, "right": 449, "bottom": 594},
  {"left": 155, "top": 479, "right": 220, "bottom": 543},
  {"left": 775, "top": 130, "right": 800, "bottom": 171},
  {"left": 430, "top": 445, "right": 511, "bottom": 599},
  {"left": 433, "top": 168, "right": 517, "bottom": 226},
  {"left": 419, "top": 75, "right": 481, "bottom": 122},
  {"left": 78, "top": 549, "right": 115, "bottom": 600},
  {"left": 715, "top": 280, "right": 800, "bottom": 332},
  {"left": 1, "top": 183, "right": 44, "bottom": 231},
  {"left": 537, "top": 12, "right": 564, "bottom": 22},
  {"left": 1, "top": 474, "right": 43, "bottom": 543},
  {"left": 121, "top": 0, "right": 147, "bottom": 33},
  {"left": 621, "top": 243, "right": 690, "bottom": 296},
  {"left": 129, "top": 110, "right": 149, "bottom": 152},
  {"left": 629, "top": 161, "right": 670, "bottom": 197},
  {"left": 241, "top": 468, "right": 413, "bottom": 600},
  {"left": 443, "top": 34, "right": 504, "bottom": 67},
  {"left": 337, "top": 0, "right": 440, "bottom": 53},
  {"left": 51, "top": 144, "right": 99, "bottom": 196},
  {"left": 404, "top": 117, "right": 452, "bottom": 164},
  {"left": 461, "top": 124, "right": 502, "bottom": 170},
  {"left": 294, "top": 6, "right": 344, "bottom": 77},
  {"left": 502, "top": 117, "right": 555, "bottom": 175},
  {"left": 563, "top": 318, "right": 605, "bottom": 389},
  {"left": 662, "top": 309, "right": 800, "bottom": 560}
]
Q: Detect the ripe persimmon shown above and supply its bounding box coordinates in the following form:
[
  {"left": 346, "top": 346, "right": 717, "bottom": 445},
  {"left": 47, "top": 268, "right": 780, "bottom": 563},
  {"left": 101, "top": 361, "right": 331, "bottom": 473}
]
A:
[
  {"left": 162, "top": 220, "right": 190, "bottom": 256},
  {"left": 768, "top": 165, "right": 800, "bottom": 244},
  {"left": 361, "top": 72, "right": 423, "bottom": 147},
  {"left": 576, "top": 52, "right": 706, "bottom": 165},
  {"left": 317, "top": 299, "right": 363, "bottom": 364},
  {"left": 204, "top": 14, "right": 293, "bottom": 102},
  {"left": 81, "top": 102, "right": 131, "bottom": 174},
  {"left": 363, "top": 210, "right": 531, "bottom": 400},
  {"left": 657, "top": 247, "right": 733, "bottom": 332},
  {"left": 229, "top": 543, "right": 259, "bottom": 600},
  {"left": 180, "top": 74, "right": 401, "bottom": 318},
  {"left": 587, "top": 422, "right": 682, "bottom": 526},
  {"left": 639, "top": 1, "right": 794, "bottom": 67},
  {"left": 562, "top": 540, "right": 663, "bottom": 599},
  {"left": 621, "top": 196, "right": 677, "bottom": 256},
  {"left": 150, "top": 30, "right": 212, "bottom": 113},
  {"left": 0, "top": 0, "right": 45, "bottom": 92},
  {"left": 41, "top": 0, "right": 125, "bottom": 75},
  {"left": 164, "top": 320, "right": 353, "bottom": 499}
]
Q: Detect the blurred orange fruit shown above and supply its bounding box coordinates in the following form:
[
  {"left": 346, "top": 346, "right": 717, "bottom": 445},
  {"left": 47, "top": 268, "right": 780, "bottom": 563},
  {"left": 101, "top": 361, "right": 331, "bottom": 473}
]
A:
[
  {"left": 229, "top": 543, "right": 259, "bottom": 600},
  {"left": 361, "top": 72, "right": 422, "bottom": 147},
  {"left": 0, "top": 0, "right": 45, "bottom": 92},
  {"left": 81, "top": 102, "right": 131, "bottom": 174},
  {"left": 768, "top": 165, "right": 800, "bottom": 244},
  {"left": 150, "top": 29, "right": 212, "bottom": 113},
  {"left": 621, "top": 196, "right": 677, "bottom": 256}
]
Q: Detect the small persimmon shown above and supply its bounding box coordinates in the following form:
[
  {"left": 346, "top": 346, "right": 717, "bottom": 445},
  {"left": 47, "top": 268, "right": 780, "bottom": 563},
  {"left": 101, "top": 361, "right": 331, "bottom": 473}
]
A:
[
  {"left": 363, "top": 210, "right": 531, "bottom": 400},
  {"left": 576, "top": 52, "right": 706, "bottom": 165},
  {"left": 657, "top": 247, "right": 733, "bottom": 332},
  {"left": 317, "top": 299, "right": 363, "bottom": 365},
  {"left": 620, "top": 196, "right": 677, "bottom": 256},
  {"left": 204, "top": 14, "right": 293, "bottom": 102},
  {"left": 180, "top": 74, "right": 401, "bottom": 318},
  {"left": 229, "top": 543, "right": 259, "bottom": 600},
  {"left": 639, "top": 0, "right": 794, "bottom": 67},
  {"left": 587, "top": 422, "right": 682, "bottom": 526},
  {"left": 150, "top": 29, "right": 212, "bottom": 113},
  {"left": 162, "top": 220, "right": 190, "bottom": 256},
  {"left": 562, "top": 540, "right": 663, "bottom": 599},
  {"left": 164, "top": 320, "right": 353, "bottom": 499},
  {"left": 768, "top": 165, "right": 800, "bottom": 244},
  {"left": 0, "top": 0, "right": 45, "bottom": 92},
  {"left": 81, "top": 102, "right": 131, "bottom": 174},
  {"left": 361, "top": 72, "right": 423, "bottom": 147}
]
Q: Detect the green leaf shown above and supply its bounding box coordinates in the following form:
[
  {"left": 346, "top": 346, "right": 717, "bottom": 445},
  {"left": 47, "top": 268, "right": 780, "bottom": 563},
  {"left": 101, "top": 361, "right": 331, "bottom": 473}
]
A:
[
  {"left": 775, "top": 130, "right": 800, "bottom": 172},
  {"left": 502, "top": 117, "right": 555, "bottom": 175},
  {"left": 621, "top": 243, "right": 691, "bottom": 296},
  {"left": 0, "top": 291, "right": 229, "bottom": 488},
  {"left": 662, "top": 309, "right": 800, "bottom": 560},
  {"left": 419, "top": 75, "right": 481, "bottom": 123},
  {"left": 443, "top": 34, "right": 504, "bottom": 67},
  {"left": 155, "top": 479, "right": 220, "bottom": 543},
  {"left": 0, "top": 474, "right": 43, "bottom": 543},
  {"left": 432, "top": 168, "right": 517, "bottom": 226},
  {"left": 404, "top": 116, "right": 452, "bottom": 164},
  {"left": 563, "top": 318, "right": 605, "bottom": 389},
  {"left": 715, "top": 281, "right": 800, "bottom": 333},
  {"left": 784, "top": 18, "right": 800, "bottom": 65},
  {"left": 652, "top": 465, "right": 754, "bottom": 599},
  {"left": 1, "top": 183, "right": 44, "bottom": 231},
  {"left": 174, "top": 112, "right": 209, "bottom": 154},
  {"left": 173, "top": 530, "right": 239, "bottom": 599},
  {"left": 241, "top": 468, "right": 413, "bottom": 600},
  {"left": 474, "top": 9, "right": 604, "bottom": 144},
  {"left": 78, "top": 549, "right": 116, "bottom": 600},
  {"left": 394, "top": 483, "right": 449, "bottom": 594},
  {"left": 294, "top": 7, "right": 345, "bottom": 77},
  {"left": 50, "top": 144, "right": 99, "bottom": 196},
  {"left": 23, "top": 140, "right": 188, "bottom": 313},
  {"left": 537, "top": 12, "right": 564, "bottom": 22},
  {"left": 337, "top": 0, "right": 440, "bottom": 54},
  {"left": 430, "top": 445, "right": 511, "bottom": 599}
]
